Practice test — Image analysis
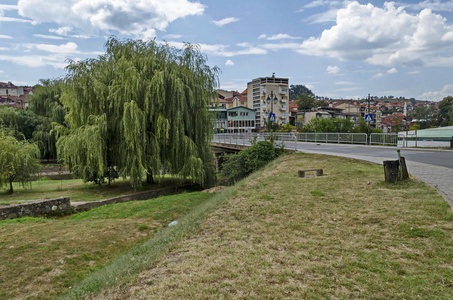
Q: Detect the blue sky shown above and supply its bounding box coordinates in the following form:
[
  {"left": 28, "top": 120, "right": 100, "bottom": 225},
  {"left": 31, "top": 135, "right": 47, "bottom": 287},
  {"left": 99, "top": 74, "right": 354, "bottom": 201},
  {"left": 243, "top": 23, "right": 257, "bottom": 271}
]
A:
[{"left": 1, "top": 0, "right": 453, "bottom": 101}]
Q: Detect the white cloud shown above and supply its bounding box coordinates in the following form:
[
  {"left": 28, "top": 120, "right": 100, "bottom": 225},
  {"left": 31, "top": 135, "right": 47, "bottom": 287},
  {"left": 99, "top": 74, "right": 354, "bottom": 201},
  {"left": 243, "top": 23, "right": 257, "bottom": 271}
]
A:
[
  {"left": 327, "top": 65, "right": 340, "bottom": 74},
  {"left": 258, "top": 33, "right": 301, "bottom": 40},
  {"left": 49, "top": 26, "right": 73, "bottom": 36},
  {"left": 307, "top": 8, "right": 341, "bottom": 24},
  {"left": 0, "top": 16, "right": 32, "bottom": 23},
  {"left": 406, "top": 0, "right": 453, "bottom": 12},
  {"left": 165, "top": 41, "right": 267, "bottom": 57},
  {"left": 0, "top": 5, "right": 18, "bottom": 11},
  {"left": 225, "top": 60, "right": 234, "bottom": 66},
  {"left": 298, "top": 1, "right": 453, "bottom": 68},
  {"left": 18, "top": 0, "right": 205, "bottom": 37},
  {"left": 387, "top": 68, "right": 398, "bottom": 74},
  {"left": 0, "top": 35, "right": 12, "bottom": 39},
  {"left": 373, "top": 73, "right": 384, "bottom": 78},
  {"left": 163, "top": 34, "right": 183, "bottom": 39},
  {"left": 0, "top": 54, "right": 68, "bottom": 69},
  {"left": 33, "top": 34, "right": 64, "bottom": 40},
  {"left": 419, "top": 84, "right": 453, "bottom": 101},
  {"left": 407, "top": 70, "right": 420, "bottom": 74},
  {"left": 32, "top": 42, "right": 79, "bottom": 54},
  {"left": 211, "top": 17, "right": 239, "bottom": 27}
]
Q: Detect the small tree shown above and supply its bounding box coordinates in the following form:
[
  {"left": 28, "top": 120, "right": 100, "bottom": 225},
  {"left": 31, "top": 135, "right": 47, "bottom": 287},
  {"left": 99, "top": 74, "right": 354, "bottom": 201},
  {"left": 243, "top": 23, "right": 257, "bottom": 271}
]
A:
[{"left": 0, "top": 129, "right": 41, "bottom": 193}]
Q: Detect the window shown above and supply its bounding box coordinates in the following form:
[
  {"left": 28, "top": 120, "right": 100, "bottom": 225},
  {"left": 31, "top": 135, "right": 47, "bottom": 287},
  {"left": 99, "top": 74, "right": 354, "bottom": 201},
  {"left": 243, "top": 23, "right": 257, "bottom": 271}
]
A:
[{"left": 229, "top": 111, "right": 237, "bottom": 117}]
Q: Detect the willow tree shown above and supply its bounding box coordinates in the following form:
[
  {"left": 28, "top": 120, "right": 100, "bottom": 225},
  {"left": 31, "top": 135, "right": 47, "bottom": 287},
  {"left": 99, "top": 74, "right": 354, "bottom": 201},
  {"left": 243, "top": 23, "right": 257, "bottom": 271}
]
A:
[
  {"left": 29, "top": 79, "right": 66, "bottom": 160},
  {"left": 56, "top": 38, "right": 218, "bottom": 188}
]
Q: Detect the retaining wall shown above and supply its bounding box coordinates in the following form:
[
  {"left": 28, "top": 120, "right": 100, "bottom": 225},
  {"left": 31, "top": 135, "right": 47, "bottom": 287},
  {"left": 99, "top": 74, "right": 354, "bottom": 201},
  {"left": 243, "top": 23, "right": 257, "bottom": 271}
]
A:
[
  {"left": 0, "top": 185, "right": 196, "bottom": 220},
  {"left": 0, "top": 197, "right": 71, "bottom": 220}
]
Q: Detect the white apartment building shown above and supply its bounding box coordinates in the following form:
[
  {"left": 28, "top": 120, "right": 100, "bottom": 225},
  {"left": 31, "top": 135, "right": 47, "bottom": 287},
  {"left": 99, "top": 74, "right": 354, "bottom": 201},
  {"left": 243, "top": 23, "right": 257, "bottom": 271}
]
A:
[{"left": 247, "top": 74, "right": 289, "bottom": 128}]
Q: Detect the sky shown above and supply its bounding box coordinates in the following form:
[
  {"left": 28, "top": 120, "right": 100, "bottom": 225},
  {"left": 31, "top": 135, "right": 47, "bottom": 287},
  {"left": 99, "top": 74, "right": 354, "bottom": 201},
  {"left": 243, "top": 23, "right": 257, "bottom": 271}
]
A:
[{"left": 1, "top": 1, "right": 453, "bottom": 101}]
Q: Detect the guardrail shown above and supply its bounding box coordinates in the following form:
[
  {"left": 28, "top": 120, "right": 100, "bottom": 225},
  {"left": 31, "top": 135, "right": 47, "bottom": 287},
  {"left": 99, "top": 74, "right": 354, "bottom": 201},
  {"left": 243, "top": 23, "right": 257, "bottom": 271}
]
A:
[{"left": 213, "top": 132, "right": 400, "bottom": 146}]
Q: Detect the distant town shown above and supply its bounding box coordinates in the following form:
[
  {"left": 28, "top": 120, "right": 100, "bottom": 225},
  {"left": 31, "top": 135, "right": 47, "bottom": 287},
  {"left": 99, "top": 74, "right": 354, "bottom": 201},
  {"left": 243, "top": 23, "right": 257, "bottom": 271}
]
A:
[
  {"left": 209, "top": 74, "right": 440, "bottom": 133},
  {"left": 0, "top": 78, "right": 441, "bottom": 134}
]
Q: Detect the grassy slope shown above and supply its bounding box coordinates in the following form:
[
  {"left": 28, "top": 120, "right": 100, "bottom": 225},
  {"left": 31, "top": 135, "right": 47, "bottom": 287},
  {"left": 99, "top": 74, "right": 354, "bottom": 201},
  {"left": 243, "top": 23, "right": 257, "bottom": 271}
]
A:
[
  {"left": 92, "top": 153, "right": 453, "bottom": 299},
  {"left": 0, "top": 192, "right": 213, "bottom": 300}
]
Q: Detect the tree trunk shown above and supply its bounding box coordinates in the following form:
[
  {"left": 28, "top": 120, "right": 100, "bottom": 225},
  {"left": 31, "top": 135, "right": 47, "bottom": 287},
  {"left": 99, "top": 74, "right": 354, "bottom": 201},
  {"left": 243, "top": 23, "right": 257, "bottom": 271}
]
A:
[
  {"left": 146, "top": 169, "right": 154, "bottom": 184},
  {"left": 9, "top": 180, "right": 13, "bottom": 194}
]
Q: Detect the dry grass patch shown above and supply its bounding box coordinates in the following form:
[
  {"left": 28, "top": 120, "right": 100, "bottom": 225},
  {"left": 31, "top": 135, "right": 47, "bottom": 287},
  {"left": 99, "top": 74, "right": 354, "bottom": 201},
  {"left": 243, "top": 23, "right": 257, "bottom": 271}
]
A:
[{"left": 93, "top": 153, "right": 453, "bottom": 299}]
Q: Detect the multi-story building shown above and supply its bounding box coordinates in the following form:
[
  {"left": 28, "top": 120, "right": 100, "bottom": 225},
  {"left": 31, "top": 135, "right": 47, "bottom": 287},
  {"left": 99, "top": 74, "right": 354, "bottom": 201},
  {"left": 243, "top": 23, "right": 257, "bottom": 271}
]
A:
[
  {"left": 209, "top": 106, "right": 256, "bottom": 133},
  {"left": 247, "top": 74, "right": 289, "bottom": 129}
]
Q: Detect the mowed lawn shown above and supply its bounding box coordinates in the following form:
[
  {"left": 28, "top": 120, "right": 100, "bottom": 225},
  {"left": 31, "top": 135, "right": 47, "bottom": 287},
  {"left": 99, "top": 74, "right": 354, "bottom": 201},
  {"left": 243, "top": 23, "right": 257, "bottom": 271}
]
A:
[
  {"left": 93, "top": 153, "right": 453, "bottom": 299},
  {"left": 0, "top": 192, "right": 214, "bottom": 300},
  {"left": 0, "top": 178, "right": 184, "bottom": 205}
]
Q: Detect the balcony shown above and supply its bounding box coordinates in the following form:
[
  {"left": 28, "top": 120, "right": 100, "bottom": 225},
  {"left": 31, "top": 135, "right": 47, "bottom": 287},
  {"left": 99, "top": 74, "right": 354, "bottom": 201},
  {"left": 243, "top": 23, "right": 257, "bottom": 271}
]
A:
[
  {"left": 279, "top": 87, "right": 288, "bottom": 94},
  {"left": 280, "top": 98, "right": 287, "bottom": 104}
]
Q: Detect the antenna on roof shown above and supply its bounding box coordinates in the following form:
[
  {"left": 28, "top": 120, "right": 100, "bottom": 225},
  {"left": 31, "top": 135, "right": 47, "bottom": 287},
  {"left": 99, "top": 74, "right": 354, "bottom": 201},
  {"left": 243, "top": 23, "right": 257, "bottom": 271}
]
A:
[{"left": 272, "top": 72, "right": 275, "bottom": 78}]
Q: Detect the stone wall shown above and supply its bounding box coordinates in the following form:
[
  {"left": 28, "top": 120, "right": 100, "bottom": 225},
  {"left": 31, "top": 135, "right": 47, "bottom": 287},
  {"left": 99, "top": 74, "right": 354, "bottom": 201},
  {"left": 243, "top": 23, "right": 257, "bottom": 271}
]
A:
[
  {"left": 72, "top": 185, "right": 194, "bottom": 212},
  {"left": 0, "top": 197, "right": 71, "bottom": 220},
  {"left": 0, "top": 185, "right": 197, "bottom": 220}
]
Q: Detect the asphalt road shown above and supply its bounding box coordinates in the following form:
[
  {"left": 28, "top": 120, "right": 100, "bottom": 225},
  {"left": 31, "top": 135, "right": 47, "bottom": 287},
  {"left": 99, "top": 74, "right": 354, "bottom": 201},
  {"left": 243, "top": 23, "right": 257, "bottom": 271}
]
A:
[{"left": 292, "top": 143, "right": 453, "bottom": 169}]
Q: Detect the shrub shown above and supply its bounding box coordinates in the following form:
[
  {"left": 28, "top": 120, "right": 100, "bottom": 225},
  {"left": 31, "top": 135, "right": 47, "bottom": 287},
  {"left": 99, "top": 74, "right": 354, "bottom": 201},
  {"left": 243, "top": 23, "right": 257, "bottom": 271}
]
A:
[{"left": 220, "top": 141, "right": 281, "bottom": 184}]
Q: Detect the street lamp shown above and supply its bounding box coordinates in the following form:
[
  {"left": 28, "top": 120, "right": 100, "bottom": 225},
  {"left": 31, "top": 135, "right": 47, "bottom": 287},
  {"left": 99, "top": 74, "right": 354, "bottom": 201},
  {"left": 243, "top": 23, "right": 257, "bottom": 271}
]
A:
[{"left": 265, "top": 90, "right": 279, "bottom": 131}]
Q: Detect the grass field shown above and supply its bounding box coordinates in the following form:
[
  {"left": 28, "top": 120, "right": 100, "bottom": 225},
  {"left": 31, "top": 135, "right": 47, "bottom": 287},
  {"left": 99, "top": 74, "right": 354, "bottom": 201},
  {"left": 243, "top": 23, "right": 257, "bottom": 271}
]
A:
[
  {"left": 0, "top": 192, "right": 214, "bottom": 300},
  {"left": 0, "top": 178, "right": 184, "bottom": 205},
  {"left": 85, "top": 153, "right": 453, "bottom": 299}
]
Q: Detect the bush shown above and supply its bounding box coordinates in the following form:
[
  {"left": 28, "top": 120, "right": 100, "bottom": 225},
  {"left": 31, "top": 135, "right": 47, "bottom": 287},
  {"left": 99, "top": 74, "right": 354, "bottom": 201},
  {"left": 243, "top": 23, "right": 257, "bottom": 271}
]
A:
[{"left": 220, "top": 141, "right": 281, "bottom": 184}]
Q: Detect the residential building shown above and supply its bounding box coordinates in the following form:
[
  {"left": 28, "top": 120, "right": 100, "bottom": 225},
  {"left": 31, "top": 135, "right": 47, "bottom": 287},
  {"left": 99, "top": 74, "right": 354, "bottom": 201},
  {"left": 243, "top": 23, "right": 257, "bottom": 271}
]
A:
[
  {"left": 247, "top": 74, "right": 289, "bottom": 129},
  {"left": 0, "top": 81, "right": 32, "bottom": 109},
  {"left": 209, "top": 106, "right": 256, "bottom": 133}
]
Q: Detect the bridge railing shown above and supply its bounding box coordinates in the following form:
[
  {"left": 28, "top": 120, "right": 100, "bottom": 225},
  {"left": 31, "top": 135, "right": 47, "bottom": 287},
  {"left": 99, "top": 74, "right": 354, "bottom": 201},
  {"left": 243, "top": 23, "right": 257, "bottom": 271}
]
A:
[{"left": 213, "top": 132, "right": 381, "bottom": 146}]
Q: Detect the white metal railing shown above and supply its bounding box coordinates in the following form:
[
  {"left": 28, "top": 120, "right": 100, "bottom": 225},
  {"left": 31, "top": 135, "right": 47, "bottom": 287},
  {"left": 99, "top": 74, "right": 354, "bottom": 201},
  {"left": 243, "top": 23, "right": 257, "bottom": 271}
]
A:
[{"left": 213, "top": 132, "right": 451, "bottom": 148}]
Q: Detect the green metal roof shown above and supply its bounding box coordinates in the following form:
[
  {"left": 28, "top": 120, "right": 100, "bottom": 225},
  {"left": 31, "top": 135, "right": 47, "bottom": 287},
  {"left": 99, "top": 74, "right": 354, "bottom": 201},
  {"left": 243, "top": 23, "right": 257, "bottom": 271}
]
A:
[{"left": 407, "top": 126, "right": 453, "bottom": 138}]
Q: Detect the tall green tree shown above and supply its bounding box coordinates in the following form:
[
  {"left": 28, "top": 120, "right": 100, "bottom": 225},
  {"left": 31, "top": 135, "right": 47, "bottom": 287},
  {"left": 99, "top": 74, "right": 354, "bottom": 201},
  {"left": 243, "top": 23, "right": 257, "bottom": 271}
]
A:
[
  {"left": 55, "top": 38, "right": 218, "bottom": 188},
  {"left": 0, "top": 128, "right": 41, "bottom": 194},
  {"left": 435, "top": 96, "right": 453, "bottom": 127},
  {"left": 412, "top": 105, "right": 436, "bottom": 129},
  {"left": 28, "top": 79, "right": 66, "bottom": 160}
]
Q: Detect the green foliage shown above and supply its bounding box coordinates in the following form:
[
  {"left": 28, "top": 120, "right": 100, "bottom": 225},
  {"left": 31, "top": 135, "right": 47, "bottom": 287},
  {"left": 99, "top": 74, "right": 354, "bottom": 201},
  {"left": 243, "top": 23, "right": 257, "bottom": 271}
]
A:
[
  {"left": 290, "top": 84, "right": 314, "bottom": 99},
  {"left": 352, "top": 117, "right": 369, "bottom": 133},
  {"left": 435, "top": 96, "right": 453, "bottom": 127},
  {"left": 279, "top": 123, "right": 295, "bottom": 132},
  {"left": 55, "top": 38, "right": 218, "bottom": 189},
  {"left": 29, "top": 79, "right": 66, "bottom": 160},
  {"left": 371, "top": 128, "right": 384, "bottom": 133},
  {"left": 220, "top": 141, "right": 279, "bottom": 184},
  {"left": 302, "top": 117, "right": 354, "bottom": 133},
  {"left": 0, "top": 128, "right": 41, "bottom": 193},
  {"left": 412, "top": 105, "right": 436, "bottom": 129},
  {"left": 0, "top": 106, "right": 37, "bottom": 140},
  {"left": 297, "top": 94, "right": 316, "bottom": 110}
]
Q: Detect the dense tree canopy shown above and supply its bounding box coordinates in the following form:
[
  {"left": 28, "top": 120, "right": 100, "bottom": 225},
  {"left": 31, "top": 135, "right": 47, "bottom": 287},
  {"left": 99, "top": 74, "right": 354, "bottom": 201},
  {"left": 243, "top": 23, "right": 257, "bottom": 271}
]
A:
[
  {"left": 28, "top": 79, "right": 66, "bottom": 160},
  {"left": 436, "top": 96, "right": 453, "bottom": 127},
  {"left": 290, "top": 84, "right": 315, "bottom": 99},
  {"left": 0, "top": 128, "right": 41, "bottom": 193},
  {"left": 55, "top": 38, "right": 218, "bottom": 188},
  {"left": 302, "top": 117, "right": 354, "bottom": 133}
]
